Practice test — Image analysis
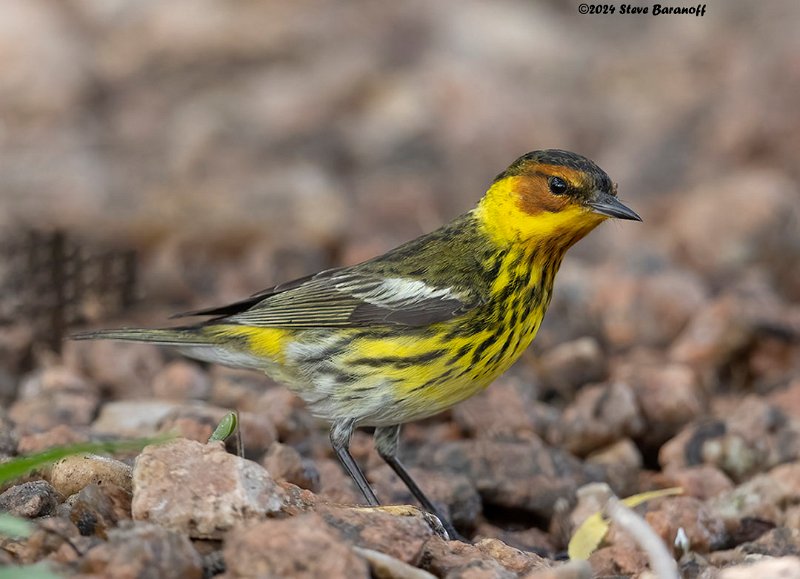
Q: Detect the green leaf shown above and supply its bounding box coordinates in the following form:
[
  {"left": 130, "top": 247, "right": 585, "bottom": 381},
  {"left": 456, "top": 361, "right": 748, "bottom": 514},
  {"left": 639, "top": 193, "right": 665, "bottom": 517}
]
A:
[
  {"left": 0, "top": 513, "right": 34, "bottom": 538},
  {"left": 0, "top": 562, "right": 61, "bottom": 579},
  {"left": 0, "top": 436, "right": 170, "bottom": 487},
  {"left": 209, "top": 411, "right": 238, "bottom": 443},
  {"left": 568, "top": 487, "right": 683, "bottom": 560}
]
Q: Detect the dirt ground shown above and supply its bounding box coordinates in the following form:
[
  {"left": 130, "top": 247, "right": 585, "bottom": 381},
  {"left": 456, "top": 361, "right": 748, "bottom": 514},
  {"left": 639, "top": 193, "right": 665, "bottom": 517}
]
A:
[{"left": 1, "top": 1, "right": 799, "bottom": 577}]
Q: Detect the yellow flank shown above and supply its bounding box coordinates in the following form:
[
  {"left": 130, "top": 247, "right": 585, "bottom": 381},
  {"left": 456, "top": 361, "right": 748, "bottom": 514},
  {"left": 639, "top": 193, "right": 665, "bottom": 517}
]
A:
[{"left": 208, "top": 324, "right": 291, "bottom": 363}]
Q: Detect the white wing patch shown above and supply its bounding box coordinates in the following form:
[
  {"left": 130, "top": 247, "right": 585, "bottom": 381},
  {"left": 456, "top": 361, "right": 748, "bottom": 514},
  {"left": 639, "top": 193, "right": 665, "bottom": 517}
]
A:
[{"left": 342, "top": 277, "right": 458, "bottom": 308}]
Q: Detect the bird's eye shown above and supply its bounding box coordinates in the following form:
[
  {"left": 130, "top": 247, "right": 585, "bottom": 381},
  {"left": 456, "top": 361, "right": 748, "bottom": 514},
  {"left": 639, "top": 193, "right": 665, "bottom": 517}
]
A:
[{"left": 548, "top": 176, "right": 568, "bottom": 195}]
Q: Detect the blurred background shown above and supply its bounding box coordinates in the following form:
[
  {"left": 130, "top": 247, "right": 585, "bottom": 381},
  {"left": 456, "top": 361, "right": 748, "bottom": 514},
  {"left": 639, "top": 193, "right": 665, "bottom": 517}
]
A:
[{"left": 1, "top": 0, "right": 799, "bottom": 401}]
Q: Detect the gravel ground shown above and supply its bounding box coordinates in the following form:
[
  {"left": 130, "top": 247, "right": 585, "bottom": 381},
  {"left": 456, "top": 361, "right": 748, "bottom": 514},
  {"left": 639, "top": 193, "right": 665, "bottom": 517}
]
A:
[{"left": 1, "top": 1, "right": 799, "bottom": 577}]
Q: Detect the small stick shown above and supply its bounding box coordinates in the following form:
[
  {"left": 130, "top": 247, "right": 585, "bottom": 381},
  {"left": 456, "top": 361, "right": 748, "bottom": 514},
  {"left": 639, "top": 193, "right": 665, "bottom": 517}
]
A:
[{"left": 604, "top": 496, "right": 678, "bottom": 579}]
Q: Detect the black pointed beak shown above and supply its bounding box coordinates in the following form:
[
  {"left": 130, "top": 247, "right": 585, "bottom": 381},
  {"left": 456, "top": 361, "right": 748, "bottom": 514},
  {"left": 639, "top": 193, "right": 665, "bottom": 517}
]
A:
[{"left": 588, "top": 191, "right": 642, "bottom": 221}]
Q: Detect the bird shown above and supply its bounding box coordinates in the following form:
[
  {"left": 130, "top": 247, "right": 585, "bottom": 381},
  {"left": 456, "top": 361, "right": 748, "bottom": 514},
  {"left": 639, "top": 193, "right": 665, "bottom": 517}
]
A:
[{"left": 73, "top": 149, "right": 641, "bottom": 540}]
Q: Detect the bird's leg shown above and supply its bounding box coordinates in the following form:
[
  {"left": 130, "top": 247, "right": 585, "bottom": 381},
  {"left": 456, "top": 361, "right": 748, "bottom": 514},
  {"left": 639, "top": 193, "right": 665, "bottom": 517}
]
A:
[
  {"left": 330, "top": 420, "right": 379, "bottom": 506},
  {"left": 374, "top": 424, "right": 464, "bottom": 541}
]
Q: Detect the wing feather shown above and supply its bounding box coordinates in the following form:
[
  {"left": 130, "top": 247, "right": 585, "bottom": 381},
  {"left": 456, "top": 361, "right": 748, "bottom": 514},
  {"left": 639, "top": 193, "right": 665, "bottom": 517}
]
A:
[{"left": 212, "top": 271, "right": 477, "bottom": 329}]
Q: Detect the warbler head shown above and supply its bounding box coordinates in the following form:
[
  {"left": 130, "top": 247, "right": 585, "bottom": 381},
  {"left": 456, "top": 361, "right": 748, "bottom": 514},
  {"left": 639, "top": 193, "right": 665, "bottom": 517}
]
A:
[{"left": 477, "top": 149, "right": 641, "bottom": 245}]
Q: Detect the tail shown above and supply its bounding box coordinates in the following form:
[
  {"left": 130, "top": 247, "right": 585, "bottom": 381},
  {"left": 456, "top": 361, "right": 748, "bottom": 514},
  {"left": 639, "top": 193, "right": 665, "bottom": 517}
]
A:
[
  {"left": 71, "top": 327, "right": 212, "bottom": 347},
  {"left": 70, "top": 325, "right": 270, "bottom": 371}
]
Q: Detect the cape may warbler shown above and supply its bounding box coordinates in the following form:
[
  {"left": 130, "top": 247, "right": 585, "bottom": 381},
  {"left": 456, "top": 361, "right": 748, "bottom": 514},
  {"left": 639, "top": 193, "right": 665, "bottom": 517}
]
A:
[{"left": 74, "top": 149, "right": 640, "bottom": 539}]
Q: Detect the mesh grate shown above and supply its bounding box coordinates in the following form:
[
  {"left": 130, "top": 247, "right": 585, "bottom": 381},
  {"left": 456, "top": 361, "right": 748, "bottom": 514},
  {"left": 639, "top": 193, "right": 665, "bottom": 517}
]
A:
[{"left": 0, "top": 229, "right": 137, "bottom": 352}]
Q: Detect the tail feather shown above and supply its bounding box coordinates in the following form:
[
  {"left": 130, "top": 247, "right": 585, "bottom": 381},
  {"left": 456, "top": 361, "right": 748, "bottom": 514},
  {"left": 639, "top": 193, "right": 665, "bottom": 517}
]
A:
[
  {"left": 71, "top": 324, "right": 274, "bottom": 371},
  {"left": 70, "top": 327, "right": 211, "bottom": 346}
]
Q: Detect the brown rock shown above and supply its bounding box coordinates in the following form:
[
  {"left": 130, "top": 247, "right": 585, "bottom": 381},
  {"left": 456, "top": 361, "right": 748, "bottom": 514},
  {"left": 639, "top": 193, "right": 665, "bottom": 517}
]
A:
[
  {"left": 47, "top": 453, "right": 133, "bottom": 498},
  {"left": 0, "top": 0, "right": 89, "bottom": 117},
  {"left": 660, "top": 397, "right": 800, "bottom": 482},
  {"left": 669, "top": 288, "right": 794, "bottom": 379},
  {"left": 210, "top": 366, "right": 272, "bottom": 410},
  {"left": 92, "top": 400, "right": 183, "bottom": 438},
  {"left": 64, "top": 340, "right": 163, "bottom": 399},
  {"left": 587, "top": 545, "right": 649, "bottom": 577},
  {"left": 536, "top": 337, "right": 608, "bottom": 398},
  {"left": 568, "top": 482, "right": 613, "bottom": 535},
  {"left": 315, "top": 457, "right": 363, "bottom": 505},
  {"left": 254, "top": 387, "right": 317, "bottom": 444},
  {"left": 746, "top": 328, "right": 800, "bottom": 392},
  {"left": 131, "top": 438, "right": 285, "bottom": 539},
  {"left": 0, "top": 408, "right": 17, "bottom": 457},
  {"left": 8, "top": 391, "right": 99, "bottom": 435},
  {"left": 0, "top": 325, "right": 34, "bottom": 379},
  {"left": 152, "top": 360, "right": 212, "bottom": 401},
  {"left": 706, "top": 547, "right": 747, "bottom": 570},
  {"left": 262, "top": 441, "right": 320, "bottom": 491},
  {"left": 708, "top": 463, "right": 800, "bottom": 528},
  {"left": 316, "top": 504, "right": 436, "bottom": 564},
  {"left": 644, "top": 496, "right": 728, "bottom": 554},
  {"left": 453, "top": 379, "right": 557, "bottom": 441},
  {"left": 17, "top": 366, "right": 97, "bottom": 398},
  {"left": 473, "top": 538, "right": 550, "bottom": 575},
  {"left": 618, "top": 361, "right": 704, "bottom": 448},
  {"left": 157, "top": 403, "right": 277, "bottom": 459},
  {"left": 585, "top": 439, "right": 642, "bottom": 498},
  {"left": 369, "top": 463, "right": 481, "bottom": 532},
  {"left": 475, "top": 522, "right": 555, "bottom": 557},
  {"left": 419, "top": 536, "right": 524, "bottom": 578},
  {"left": 17, "top": 424, "right": 90, "bottom": 454},
  {"left": 353, "top": 546, "right": 437, "bottom": 579},
  {"left": 720, "top": 556, "right": 800, "bottom": 579},
  {"left": 655, "top": 465, "right": 734, "bottom": 500},
  {"left": 422, "top": 439, "right": 600, "bottom": 519},
  {"left": 521, "top": 560, "right": 592, "bottom": 579},
  {"left": 551, "top": 382, "right": 643, "bottom": 456},
  {"left": 665, "top": 170, "right": 799, "bottom": 283},
  {"left": 0, "top": 480, "right": 61, "bottom": 518},
  {"left": 729, "top": 517, "right": 776, "bottom": 546},
  {"left": 768, "top": 378, "right": 800, "bottom": 421},
  {"left": 21, "top": 516, "right": 82, "bottom": 565},
  {"left": 785, "top": 505, "right": 800, "bottom": 531},
  {"left": 580, "top": 267, "right": 707, "bottom": 352},
  {"left": 222, "top": 513, "right": 369, "bottom": 578},
  {"left": 738, "top": 527, "right": 800, "bottom": 557},
  {"left": 80, "top": 521, "right": 202, "bottom": 578},
  {"left": 60, "top": 482, "right": 131, "bottom": 538}
]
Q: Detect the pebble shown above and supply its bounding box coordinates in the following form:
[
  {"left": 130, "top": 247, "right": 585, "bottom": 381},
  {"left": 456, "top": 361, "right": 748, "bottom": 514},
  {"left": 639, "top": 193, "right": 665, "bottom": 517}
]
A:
[
  {"left": 453, "top": 379, "right": 557, "bottom": 441},
  {"left": 719, "top": 556, "right": 800, "bottom": 579},
  {"left": 46, "top": 453, "right": 133, "bottom": 498},
  {"left": 316, "top": 504, "right": 436, "bottom": 564},
  {"left": 222, "top": 513, "right": 369, "bottom": 578},
  {"left": 16, "top": 424, "right": 89, "bottom": 454},
  {"left": 551, "top": 381, "right": 643, "bottom": 456},
  {"left": 261, "top": 441, "right": 320, "bottom": 491},
  {"left": 0, "top": 480, "right": 60, "bottom": 518},
  {"left": 79, "top": 521, "right": 202, "bottom": 578},
  {"left": 60, "top": 482, "right": 131, "bottom": 538},
  {"left": 618, "top": 360, "right": 705, "bottom": 449},
  {"left": 369, "top": 463, "right": 482, "bottom": 532},
  {"left": 535, "top": 337, "right": 608, "bottom": 399},
  {"left": 131, "top": 438, "right": 285, "bottom": 539},
  {"left": 151, "top": 360, "right": 212, "bottom": 401},
  {"left": 421, "top": 439, "right": 600, "bottom": 520},
  {"left": 644, "top": 496, "right": 728, "bottom": 554},
  {"left": 92, "top": 400, "right": 183, "bottom": 438},
  {"left": 421, "top": 536, "right": 549, "bottom": 578}
]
